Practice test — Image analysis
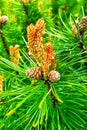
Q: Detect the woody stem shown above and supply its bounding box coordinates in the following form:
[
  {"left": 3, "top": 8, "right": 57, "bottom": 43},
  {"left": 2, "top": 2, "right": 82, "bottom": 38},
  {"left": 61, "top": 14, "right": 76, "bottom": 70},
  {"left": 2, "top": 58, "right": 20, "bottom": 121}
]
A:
[
  {"left": 22, "top": 4, "right": 29, "bottom": 27},
  {"left": 78, "top": 35, "right": 87, "bottom": 72},
  {"left": 45, "top": 80, "right": 58, "bottom": 107},
  {"left": 0, "top": 25, "right": 9, "bottom": 55}
]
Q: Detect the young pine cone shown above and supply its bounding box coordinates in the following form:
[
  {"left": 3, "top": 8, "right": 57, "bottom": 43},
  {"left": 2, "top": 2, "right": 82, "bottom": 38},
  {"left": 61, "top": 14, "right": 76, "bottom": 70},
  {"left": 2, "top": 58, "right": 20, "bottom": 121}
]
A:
[
  {"left": 21, "top": 0, "right": 32, "bottom": 4},
  {"left": 26, "top": 67, "right": 42, "bottom": 80},
  {"left": 78, "top": 17, "right": 87, "bottom": 34},
  {"left": 0, "top": 16, "right": 8, "bottom": 24},
  {"left": 48, "top": 70, "right": 60, "bottom": 82}
]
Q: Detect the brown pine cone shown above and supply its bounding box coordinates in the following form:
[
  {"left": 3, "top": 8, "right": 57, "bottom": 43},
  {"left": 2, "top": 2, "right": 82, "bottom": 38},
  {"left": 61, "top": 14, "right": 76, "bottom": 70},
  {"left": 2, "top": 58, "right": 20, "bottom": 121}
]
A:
[
  {"left": 21, "top": 0, "right": 32, "bottom": 4},
  {"left": 48, "top": 70, "right": 60, "bottom": 82},
  {"left": 26, "top": 67, "right": 42, "bottom": 80},
  {"left": 78, "top": 17, "right": 87, "bottom": 34},
  {"left": 0, "top": 16, "right": 8, "bottom": 24}
]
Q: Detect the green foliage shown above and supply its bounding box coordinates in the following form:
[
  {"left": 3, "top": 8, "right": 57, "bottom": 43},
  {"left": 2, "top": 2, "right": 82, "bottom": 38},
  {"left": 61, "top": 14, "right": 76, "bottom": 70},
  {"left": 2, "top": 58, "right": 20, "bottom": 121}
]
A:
[{"left": 0, "top": 0, "right": 87, "bottom": 130}]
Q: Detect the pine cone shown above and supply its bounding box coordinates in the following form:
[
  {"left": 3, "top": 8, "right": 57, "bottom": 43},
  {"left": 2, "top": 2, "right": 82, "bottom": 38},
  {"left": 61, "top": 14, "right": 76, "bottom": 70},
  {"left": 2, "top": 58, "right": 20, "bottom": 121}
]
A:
[
  {"left": 21, "top": 0, "right": 32, "bottom": 4},
  {"left": 78, "top": 17, "right": 87, "bottom": 33},
  {"left": 48, "top": 70, "right": 60, "bottom": 82},
  {"left": 21, "top": 0, "right": 27, "bottom": 4},
  {"left": 26, "top": 67, "right": 42, "bottom": 80},
  {"left": 0, "top": 16, "right": 8, "bottom": 24}
]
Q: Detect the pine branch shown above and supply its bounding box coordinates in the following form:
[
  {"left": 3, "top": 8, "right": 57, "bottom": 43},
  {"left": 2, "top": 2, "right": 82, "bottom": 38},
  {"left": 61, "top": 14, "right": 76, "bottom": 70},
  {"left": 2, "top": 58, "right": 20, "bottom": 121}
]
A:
[
  {"left": 78, "top": 34, "right": 87, "bottom": 71},
  {"left": 0, "top": 26, "right": 9, "bottom": 55},
  {"left": 45, "top": 80, "right": 58, "bottom": 107},
  {"left": 23, "top": 4, "right": 29, "bottom": 26}
]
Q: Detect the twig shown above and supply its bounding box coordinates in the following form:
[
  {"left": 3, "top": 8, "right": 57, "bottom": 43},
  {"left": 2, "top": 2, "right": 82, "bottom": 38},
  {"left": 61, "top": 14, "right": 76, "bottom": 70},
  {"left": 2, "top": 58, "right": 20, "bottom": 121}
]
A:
[
  {"left": 0, "top": 26, "right": 9, "bottom": 55},
  {"left": 78, "top": 34, "right": 87, "bottom": 71},
  {"left": 45, "top": 80, "right": 58, "bottom": 107},
  {"left": 22, "top": 3, "right": 29, "bottom": 26}
]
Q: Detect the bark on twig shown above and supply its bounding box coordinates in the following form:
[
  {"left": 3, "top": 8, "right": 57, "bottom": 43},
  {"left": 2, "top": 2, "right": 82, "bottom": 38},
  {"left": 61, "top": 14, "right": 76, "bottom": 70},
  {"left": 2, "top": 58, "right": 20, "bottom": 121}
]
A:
[
  {"left": 23, "top": 4, "right": 29, "bottom": 26},
  {"left": 45, "top": 80, "right": 58, "bottom": 107},
  {"left": 0, "top": 25, "right": 9, "bottom": 55},
  {"left": 78, "top": 35, "right": 87, "bottom": 72}
]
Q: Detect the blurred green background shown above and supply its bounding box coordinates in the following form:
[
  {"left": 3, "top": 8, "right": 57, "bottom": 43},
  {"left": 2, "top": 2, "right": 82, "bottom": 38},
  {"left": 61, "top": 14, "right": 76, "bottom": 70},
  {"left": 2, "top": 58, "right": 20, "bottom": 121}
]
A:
[{"left": 0, "top": 0, "right": 87, "bottom": 58}]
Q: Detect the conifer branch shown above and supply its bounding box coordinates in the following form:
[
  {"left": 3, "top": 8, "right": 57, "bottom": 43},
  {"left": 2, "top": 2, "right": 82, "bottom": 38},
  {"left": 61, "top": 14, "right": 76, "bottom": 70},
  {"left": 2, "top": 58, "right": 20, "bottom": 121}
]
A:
[
  {"left": 45, "top": 80, "right": 58, "bottom": 107},
  {"left": 73, "top": 17, "right": 87, "bottom": 72},
  {"left": 0, "top": 26, "right": 9, "bottom": 55},
  {"left": 78, "top": 38, "right": 87, "bottom": 71},
  {"left": 23, "top": 4, "right": 29, "bottom": 26}
]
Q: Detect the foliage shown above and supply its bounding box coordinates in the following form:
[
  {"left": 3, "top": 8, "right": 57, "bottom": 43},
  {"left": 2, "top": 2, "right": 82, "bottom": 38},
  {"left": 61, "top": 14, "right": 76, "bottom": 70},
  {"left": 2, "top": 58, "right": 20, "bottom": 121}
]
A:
[{"left": 0, "top": 0, "right": 87, "bottom": 130}]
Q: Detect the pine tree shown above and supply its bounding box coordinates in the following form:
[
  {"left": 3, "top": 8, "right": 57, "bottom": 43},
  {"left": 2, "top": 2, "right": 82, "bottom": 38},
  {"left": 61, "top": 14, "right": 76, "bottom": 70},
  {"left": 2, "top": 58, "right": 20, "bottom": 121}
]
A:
[{"left": 0, "top": 0, "right": 87, "bottom": 130}]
